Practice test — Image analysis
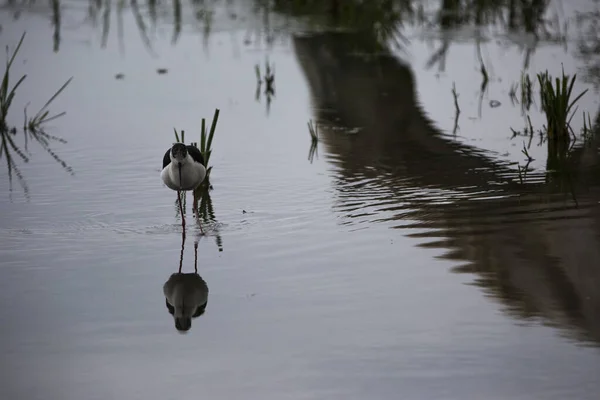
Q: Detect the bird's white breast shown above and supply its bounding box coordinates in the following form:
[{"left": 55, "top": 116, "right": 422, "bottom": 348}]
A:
[{"left": 161, "top": 160, "right": 206, "bottom": 191}]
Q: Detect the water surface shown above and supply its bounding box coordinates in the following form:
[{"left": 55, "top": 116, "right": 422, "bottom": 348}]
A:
[{"left": 1, "top": 1, "right": 600, "bottom": 399}]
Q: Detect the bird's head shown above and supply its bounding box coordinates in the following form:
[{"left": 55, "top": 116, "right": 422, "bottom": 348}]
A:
[
  {"left": 171, "top": 143, "right": 188, "bottom": 189},
  {"left": 171, "top": 143, "right": 188, "bottom": 165}
]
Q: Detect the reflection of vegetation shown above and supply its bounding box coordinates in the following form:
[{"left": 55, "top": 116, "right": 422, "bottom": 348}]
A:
[
  {"left": 1, "top": 32, "right": 73, "bottom": 195},
  {"left": 307, "top": 119, "right": 319, "bottom": 163},
  {"left": 51, "top": 0, "right": 60, "bottom": 52},
  {"left": 196, "top": 185, "right": 223, "bottom": 252},
  {"left": 8, "top": 0, "right": 567, "bottom": 79},
  {"left": 581, "top": 111, "right": 594, "bottom": 144},
  {"left": 451, "top": 82, "right": 460, "bottom": 135},
  {"left": 510, "top": 72, "right": 534, "bottom": 114},
  {"left": 130, "top": 0, "right": 157, "bottom": 55},
  {"left": 255, "top": 59, "right": 276, "bottom": 114},
  {"left": 29, "top": 0, "right": 218, "bottom": 53}
]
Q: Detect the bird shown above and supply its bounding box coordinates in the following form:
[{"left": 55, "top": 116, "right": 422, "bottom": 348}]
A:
[{"left": 161, "top": 143, "right": 206, "bottom": 231}]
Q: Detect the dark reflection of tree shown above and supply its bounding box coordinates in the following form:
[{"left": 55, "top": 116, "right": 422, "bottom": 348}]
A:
[
  {"left": 293, "top": 28, "right": 600, "bottom": 347},
  {"left": 3, "top": 0, "right": 566, "bottom": 73},
  {"left": 270, "top": 0, "right": 557, "bottom": 70}
]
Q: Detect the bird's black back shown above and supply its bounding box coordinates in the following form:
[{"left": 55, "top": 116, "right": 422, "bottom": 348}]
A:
[
  {"left": 162, "top": 149, "right": 172, "bottom": 169},
  {"left": 186, "top": 145, "right": 205, "bottom": 166},
  {"left": 162, "top": 145, "right": 205, "bottom": 169}
]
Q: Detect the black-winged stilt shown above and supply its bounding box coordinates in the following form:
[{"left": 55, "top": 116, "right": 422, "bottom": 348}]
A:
[{"left": 161, "top": 143, "right": 206, "bottom": 231}]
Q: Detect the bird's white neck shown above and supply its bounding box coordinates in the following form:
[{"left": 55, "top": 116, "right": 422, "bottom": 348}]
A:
[{"left": 171, "top": 153, "right": 193, "bottom": 167}]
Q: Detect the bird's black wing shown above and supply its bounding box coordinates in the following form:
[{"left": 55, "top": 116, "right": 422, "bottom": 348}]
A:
[
  {"left": 186, "top": 145, "right": 205, "bottom": 166},
  {"left": 162, "top": 149, "right": 171, "bottom": 169}
]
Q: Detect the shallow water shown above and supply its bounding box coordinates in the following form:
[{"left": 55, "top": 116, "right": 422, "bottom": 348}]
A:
[{"left": 1, "top": 1, "right": 600, "bottom": 399}]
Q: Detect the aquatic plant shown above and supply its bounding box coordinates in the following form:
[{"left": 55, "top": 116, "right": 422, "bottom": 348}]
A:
[
  {"left": 537, "top": 68, "right": 588, "bottom": 142},
  {"left": 172, "top": 108, "right": 220, "bottom": 185},
  {"left": 198, "top": 108, "right": 220, "bottom": 183},
  {"left": 0, "top": 34, "right": 26, "bottom": 132},
  {"left": 0, "top": 32, "right": 73, "bottom": 195}
]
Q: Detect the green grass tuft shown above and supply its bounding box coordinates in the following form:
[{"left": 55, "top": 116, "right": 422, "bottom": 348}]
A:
[
  {"left": 199, "top": 108, "right": 220, "bottom": 180},
  {"left": 0, "top": 33, "right": 27, "bottom": 132},
  {"left": 537, "top": 67, "right": 588, "bottom": 141}
]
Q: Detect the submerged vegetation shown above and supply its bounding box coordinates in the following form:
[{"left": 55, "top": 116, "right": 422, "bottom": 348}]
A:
[{"left": 0, "top": 32, "right": 73, "bottom": 196}]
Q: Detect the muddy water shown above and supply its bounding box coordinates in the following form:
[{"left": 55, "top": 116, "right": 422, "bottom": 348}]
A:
[{"left": 1, "top": 1, "right": 600, "bottom": 400}]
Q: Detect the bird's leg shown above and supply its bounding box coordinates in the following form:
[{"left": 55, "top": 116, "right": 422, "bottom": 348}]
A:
[{"left": 177, "top": 190, "right": 185, "bottom": 228}]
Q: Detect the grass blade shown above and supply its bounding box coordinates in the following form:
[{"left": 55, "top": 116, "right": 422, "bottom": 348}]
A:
[
  {"left": 32, "top": 77, "right": 73, "bottom": 121},
  {"left": 200, "top": 118, "right": 206, "bottom": 153},
  {"left": 206, "top": 108, "right": 220, "bottom": 152},
  {"left": 566, "top": 89, "right": 588, "bottom": 115}
]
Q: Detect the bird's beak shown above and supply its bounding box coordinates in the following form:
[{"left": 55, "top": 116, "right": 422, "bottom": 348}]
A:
[{"left": 178, "top": 162, "right": 182, "bottom": 190}]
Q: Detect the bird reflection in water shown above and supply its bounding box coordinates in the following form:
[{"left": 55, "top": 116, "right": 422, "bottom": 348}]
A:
[{"left": 163, "top": 230, "right": 209, "bottom": 333}]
